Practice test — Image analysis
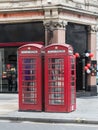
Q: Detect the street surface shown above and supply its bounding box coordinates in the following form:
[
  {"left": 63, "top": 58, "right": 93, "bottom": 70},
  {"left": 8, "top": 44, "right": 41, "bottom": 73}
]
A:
[{"left": 0, "top": 121, "right": 98, "bottom": 130}]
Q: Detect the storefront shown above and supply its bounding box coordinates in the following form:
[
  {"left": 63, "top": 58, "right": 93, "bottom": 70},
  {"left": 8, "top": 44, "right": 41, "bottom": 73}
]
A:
[
  {"left": 1, "top": 47, "right": 17, "bottom": 92},
  {"left": 0, "top": 22, "right": 45, "bottom": 93}
]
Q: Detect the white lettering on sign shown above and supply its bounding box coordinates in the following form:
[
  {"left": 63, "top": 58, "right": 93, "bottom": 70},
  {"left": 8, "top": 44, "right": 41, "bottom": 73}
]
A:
[
  {"left": 21, "top": 50, "right": 38, "bottom": 54},
  {"left": 47, "top": 50, "right": 65, "bottom": 53}
]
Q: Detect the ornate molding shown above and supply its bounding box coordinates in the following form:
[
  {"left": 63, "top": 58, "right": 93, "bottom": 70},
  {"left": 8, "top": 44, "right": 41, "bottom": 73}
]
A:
[
  {"left": 88, "top": 25, "right": 98, "bottom": 32},
  {"left": 44, "top": 20, "right": 67, "bottom": 45},
  {"left": 44, "top": 21, "right": 67, "bottom": 31}
]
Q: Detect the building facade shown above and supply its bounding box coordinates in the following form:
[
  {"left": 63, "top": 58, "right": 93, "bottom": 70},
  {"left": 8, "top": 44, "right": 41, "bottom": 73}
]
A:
[{"left": 0, "top": 0, "right": 98, "bottom": 95}]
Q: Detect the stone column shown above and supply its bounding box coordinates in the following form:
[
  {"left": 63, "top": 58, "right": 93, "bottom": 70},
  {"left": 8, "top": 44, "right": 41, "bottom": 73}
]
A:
[
  {"left": 44, "top": 21, "right": 67, "bottom": 45},
  {"left": 87, "top": 25, "right": 98, "bottom": 95}
]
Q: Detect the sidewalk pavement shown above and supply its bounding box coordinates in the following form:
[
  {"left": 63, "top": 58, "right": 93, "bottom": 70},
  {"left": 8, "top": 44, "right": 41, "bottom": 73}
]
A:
[{"left": 0, "top": 94, "right": 98, "bottom": 124}]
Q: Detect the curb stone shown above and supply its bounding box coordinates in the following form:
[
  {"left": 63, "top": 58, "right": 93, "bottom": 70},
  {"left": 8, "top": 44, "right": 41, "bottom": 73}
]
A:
[{"left": 0, "top": 116, "right": 98, "bottom": 125}]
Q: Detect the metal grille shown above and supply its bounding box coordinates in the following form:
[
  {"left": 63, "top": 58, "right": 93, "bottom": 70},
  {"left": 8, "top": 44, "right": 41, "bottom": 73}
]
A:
[
  {"left": 48, "top": 58, "right": 64, "bottom": 105},
  {"left": 21, "top": 58, "right": 37, "bottom": 104}
]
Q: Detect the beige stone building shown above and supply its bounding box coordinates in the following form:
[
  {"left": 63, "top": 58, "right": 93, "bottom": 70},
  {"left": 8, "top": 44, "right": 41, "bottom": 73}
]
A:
[{"left": 0, "top": 0, "right": 98, "bottom": 95}]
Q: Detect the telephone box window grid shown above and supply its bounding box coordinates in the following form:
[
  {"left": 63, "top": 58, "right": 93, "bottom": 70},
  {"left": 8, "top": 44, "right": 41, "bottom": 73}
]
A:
[
  {"left": 22, "top": 58, "right": 37, "bottom": 104},
  {"left": 48, "top": 58, "right": 64, "bottom": 105}
]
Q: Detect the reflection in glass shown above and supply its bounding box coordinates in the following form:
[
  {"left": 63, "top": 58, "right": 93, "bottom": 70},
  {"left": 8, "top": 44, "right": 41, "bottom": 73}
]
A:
[
  {"left": 48, "top": 58, "right": 64, "bottom": 105},
  {"left": 22, "top": 58, "right": 37, "bottom": 104}
]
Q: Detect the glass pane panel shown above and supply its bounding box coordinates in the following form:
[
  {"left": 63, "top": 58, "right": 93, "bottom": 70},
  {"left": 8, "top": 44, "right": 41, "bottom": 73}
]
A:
[
  {"left": 48, "top": 58, "right": 64, "bottom": 105},
  {"left": 22, "top": 58, "right": 37, "bottom": 104},
  {"left": 70, "top": 56, "right": 75, "bottom": 105}
]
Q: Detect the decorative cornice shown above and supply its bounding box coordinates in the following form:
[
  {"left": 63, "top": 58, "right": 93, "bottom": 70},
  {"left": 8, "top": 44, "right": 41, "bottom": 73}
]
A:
[
  {"left": 88, "top": 25, "right": 98, "bottom": 32},
  {"left": 44, "top": 21, "right": 67, "bottom": 31}
]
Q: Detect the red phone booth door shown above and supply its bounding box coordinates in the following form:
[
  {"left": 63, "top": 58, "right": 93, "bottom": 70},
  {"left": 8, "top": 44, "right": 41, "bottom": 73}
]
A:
[
  {"left": 45, "top": 57, "right": 67, "bottom": 112},
  {"left": 19, "top": 55, "right": 42, "bottom": 111}
]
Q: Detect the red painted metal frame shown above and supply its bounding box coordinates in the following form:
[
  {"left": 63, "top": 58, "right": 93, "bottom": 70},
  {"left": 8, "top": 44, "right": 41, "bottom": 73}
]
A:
[
  {"left": 18, "top": 43, "right": 43, "bottom": 111},
  {"left": 44, "top": 44, "right": 76, "bottom": 112}
]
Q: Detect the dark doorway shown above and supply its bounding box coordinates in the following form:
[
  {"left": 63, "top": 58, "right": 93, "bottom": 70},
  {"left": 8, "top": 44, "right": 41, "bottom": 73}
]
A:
[{"left": 66, "top": 22, "right": 88, "bottom": 91}]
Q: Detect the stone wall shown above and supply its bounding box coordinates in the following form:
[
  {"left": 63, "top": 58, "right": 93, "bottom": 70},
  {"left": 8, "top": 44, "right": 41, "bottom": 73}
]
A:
[{"left": 0, "top": 0, "right": 97, "bottom": 15}]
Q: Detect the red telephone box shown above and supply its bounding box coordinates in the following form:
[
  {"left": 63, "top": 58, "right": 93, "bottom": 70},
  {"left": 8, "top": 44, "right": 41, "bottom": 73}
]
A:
[
  {"left": 18, "top": 44, "right": 43, "bottom": 111},
  {"left": 44, "top": 43, "right": 76, "bottom": 112}
]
